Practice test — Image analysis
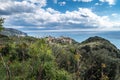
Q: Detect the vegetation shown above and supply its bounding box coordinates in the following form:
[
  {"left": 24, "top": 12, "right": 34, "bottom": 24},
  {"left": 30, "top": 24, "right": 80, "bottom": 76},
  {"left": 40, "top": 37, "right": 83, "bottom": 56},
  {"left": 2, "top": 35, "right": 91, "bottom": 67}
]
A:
[
  {"left": 0, "top": 35, "right": 120, "bottom": 80},
  {"left": 0, "top": 18, "right": 120, "bottom": 80},
  {"left": 0, "top": 18, "right": 4, "bottom": 31}
]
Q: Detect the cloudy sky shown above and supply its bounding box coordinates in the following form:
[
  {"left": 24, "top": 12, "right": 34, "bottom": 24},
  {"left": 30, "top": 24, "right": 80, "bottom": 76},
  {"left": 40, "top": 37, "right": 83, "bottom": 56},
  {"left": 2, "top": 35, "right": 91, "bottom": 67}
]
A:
[{"left": 0, "top": 0, "right": 120, "bottom": 48}]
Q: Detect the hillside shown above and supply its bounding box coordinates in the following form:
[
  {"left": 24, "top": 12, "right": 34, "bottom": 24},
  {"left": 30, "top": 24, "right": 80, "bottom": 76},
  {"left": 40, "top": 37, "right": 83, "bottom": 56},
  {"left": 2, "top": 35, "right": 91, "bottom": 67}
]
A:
[
  {"left": 0, "top": 35, "right": 120, "bottom": 80},
  {"left": 0, "top": 28, "right": 27, "bottom": 37}
]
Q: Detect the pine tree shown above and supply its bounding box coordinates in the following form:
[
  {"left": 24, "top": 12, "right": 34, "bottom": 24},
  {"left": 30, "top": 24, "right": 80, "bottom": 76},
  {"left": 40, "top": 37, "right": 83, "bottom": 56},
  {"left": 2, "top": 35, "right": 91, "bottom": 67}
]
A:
[{"left": 0, "top": 18, "right": 4, "bottom": 31}]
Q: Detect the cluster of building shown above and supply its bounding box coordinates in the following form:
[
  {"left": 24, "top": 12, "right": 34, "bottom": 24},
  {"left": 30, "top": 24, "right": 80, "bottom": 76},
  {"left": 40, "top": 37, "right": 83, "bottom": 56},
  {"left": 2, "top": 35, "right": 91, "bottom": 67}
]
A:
[{"left": 46, "top": 36, "right": 73, "bottom": 44}]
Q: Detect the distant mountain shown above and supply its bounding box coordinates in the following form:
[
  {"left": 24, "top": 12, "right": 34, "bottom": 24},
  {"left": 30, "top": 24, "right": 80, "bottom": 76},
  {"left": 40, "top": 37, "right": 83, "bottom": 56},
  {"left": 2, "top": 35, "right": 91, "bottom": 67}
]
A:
[{"left": 0, "top": 28, "right": 27, "bottom": 37}]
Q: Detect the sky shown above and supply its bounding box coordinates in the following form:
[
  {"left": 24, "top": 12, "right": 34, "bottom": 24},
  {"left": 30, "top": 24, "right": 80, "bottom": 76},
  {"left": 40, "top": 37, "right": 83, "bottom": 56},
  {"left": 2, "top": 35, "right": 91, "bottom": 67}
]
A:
[{"left": 0, "top": 0, "right": 120, "bottom": 48}]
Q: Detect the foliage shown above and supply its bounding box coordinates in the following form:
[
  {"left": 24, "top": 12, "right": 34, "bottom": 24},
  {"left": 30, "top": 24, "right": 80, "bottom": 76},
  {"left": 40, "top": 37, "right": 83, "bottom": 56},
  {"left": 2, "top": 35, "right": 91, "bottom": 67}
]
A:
[
  {"left": 0, "top": 18, "right": 4, "bottom": 31},
  {"left": 0, "top": 34, "right": 120, "bottom": 80}
]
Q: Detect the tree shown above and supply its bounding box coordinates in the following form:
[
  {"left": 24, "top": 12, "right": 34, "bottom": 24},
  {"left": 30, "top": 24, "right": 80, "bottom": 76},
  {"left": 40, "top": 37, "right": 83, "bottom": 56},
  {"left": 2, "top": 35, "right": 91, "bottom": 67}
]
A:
[
  {"left": 28, "top": 39, "right": 72, "bottom": 80},
  {"left": 0, "top": 53, "right": 11, "bottom": 80},
  {"left": 0, "top": 18, "right": 4, "bottom": 31}
]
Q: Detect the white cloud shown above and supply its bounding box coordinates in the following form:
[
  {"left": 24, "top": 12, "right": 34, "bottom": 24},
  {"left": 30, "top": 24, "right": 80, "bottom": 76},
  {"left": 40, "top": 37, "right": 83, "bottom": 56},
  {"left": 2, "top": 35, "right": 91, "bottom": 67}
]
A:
[
  {"left": 0, "top": 0, "right": 47, "bottom": 16},
  {"left": 0, "top": 1, "right": 36, "bottom": 15},
  {"left": 53, "top": 0, "right": 57, "bottom": 4},
  {"left": 95, "top": 3, "right": 102, "bottom": 6},
  {"left": 26, "top": 0, "right": 47, "bottom": 7},
  {"left": 13, "top": 7, "right": 120, "bottom": 29},
  {"left": 46, "top": 8, "right": 60, "bottom": 14},
  {"left": 58, "top": 1, "right": 66, "bottom": 6},
  {"left": 1, "top": 0, "right": 120, "bottom": 31},
  {"left": 99, "top": 0, "right": 116, "bottom": 5},
  {"left": 73, "top": 0, "right": 92, "bottom": 2},
  {"left": 111, "top": 13, "right": 118, "bottom": 17}
]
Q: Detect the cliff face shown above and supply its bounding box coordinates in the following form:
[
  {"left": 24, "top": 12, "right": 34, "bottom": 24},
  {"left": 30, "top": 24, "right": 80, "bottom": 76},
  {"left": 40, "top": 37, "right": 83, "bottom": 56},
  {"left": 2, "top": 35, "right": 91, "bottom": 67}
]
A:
[{"left": 0, "top": 28, "right": 27, "bottom": 37}]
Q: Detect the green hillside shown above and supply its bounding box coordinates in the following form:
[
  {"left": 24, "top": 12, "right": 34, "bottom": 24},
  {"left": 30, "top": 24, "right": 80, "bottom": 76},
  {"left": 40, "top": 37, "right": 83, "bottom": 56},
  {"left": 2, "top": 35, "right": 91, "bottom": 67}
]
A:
[{"left": 0, "top": 35, "right": 120, "bottom": 80}]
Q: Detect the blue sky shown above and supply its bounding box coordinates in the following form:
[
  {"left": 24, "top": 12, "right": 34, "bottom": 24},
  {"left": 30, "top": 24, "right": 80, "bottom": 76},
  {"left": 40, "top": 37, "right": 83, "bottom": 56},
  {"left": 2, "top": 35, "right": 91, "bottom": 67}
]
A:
[{"left": 0, "top": 0, "right": 120, "bottom": 48}]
